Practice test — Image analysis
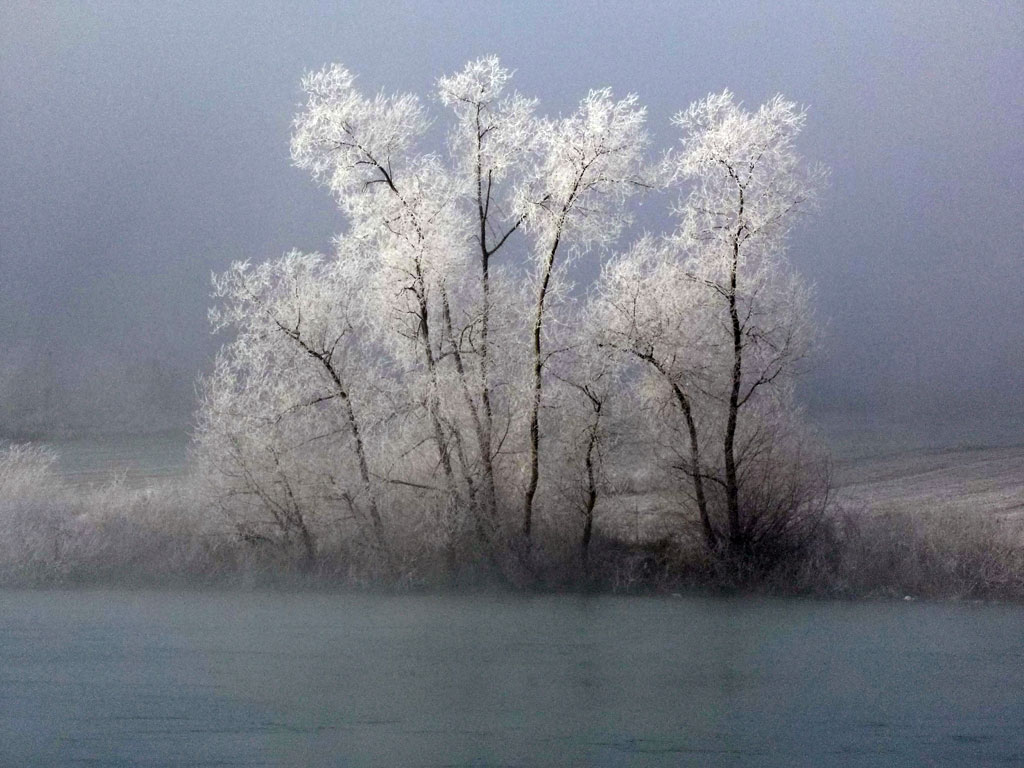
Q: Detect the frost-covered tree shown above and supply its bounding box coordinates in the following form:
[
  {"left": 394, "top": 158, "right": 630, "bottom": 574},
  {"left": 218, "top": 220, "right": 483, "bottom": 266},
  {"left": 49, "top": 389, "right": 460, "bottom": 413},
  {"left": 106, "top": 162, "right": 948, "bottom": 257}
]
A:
[
  {"left": 435, "top": 57, "right": 537, "bottom": 528},
  {"left": 515, "top": 89, "right": 650, "bottom": 540},
  {"left": 593, "top": 236, "right": 720, "bottom": 548},
  {"left": 199, "top": 61, "right": 828, "bottom": 578},
  {"left": 290, "top": 64, "right": 490, "bottom": 547},
  {"left": 196, "top": 251, "right": 390, "bottom": 565},
  {"left": 287, "top": 58, "right": 654, "bottom": 552},
  {"left": 596, "top": 91, "right": 825, "bottom": 555},
  {"left": 669, "top": 91, "right": 825, "bottom": 552}
]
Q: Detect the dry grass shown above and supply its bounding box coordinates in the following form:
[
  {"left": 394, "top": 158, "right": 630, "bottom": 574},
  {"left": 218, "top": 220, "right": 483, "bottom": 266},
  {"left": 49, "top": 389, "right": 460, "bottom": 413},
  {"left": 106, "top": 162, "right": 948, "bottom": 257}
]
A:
[
  {"left": 0, "top": 444, "right": 236, "bottom": 584},
  {"left": 3, "top": 442, "right": 1023, "bottom": 597},
  {"left": 778, "top": 507, "right": 1024, "bottom": 600}
]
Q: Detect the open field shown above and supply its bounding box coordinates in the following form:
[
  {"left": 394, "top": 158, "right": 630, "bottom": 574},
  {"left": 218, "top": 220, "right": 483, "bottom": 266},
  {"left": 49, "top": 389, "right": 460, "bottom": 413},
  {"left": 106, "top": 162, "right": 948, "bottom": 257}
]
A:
[
  {"left": 587, "top": 442, "right": 1024, "bottom": 546},
  {"left": 19, "top": 431, "right": 1023, "bottom": 542},
  {"left": 833, "top": 444, "right": 1024, "bottom": 521}
]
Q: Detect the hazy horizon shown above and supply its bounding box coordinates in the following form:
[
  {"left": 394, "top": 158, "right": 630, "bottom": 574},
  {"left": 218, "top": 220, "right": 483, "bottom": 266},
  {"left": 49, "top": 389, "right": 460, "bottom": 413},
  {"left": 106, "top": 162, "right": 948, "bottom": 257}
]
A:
[{"left": 1, "top": 1, "right": 1021, "bottom": 442}]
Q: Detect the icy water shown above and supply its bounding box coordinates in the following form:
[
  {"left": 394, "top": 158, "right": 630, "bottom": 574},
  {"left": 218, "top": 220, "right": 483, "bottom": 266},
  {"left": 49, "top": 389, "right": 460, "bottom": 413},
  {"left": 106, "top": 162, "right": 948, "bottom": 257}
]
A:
[{"left": 1, "top": 590, "right": 1022, "bottom": 767}]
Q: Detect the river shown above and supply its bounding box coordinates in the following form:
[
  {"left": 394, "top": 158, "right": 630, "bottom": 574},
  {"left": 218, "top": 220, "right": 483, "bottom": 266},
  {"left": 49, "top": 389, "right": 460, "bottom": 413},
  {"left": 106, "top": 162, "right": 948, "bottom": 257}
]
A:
[{"left": 1, "top": 589, "right": 1021, "bottom": 766}]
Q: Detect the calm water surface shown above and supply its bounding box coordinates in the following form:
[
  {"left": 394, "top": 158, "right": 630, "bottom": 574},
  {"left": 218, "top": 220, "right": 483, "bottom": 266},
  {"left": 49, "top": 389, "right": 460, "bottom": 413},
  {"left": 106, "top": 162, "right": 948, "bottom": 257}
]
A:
[{"left": 1, "top": 590, "right": 1021, "bottom": 767}]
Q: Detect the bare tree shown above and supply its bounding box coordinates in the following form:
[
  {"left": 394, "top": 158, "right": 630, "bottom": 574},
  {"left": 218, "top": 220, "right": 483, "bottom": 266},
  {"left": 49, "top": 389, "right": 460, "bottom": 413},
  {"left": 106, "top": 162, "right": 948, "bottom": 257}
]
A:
[
  {"left": 436, "top": 57, "right": 537, "bottom": 529},
  {"left": 547, "top": 320, "right": 621, "bottom": 572},
  {"left": 515, "top": 89, "right": 649, "bottom": 542},
  {"left": 668, "top": 91, "right": 826, "bottom": 552},
  {"left": 199, "top": 63, "right": 827, "bottom": 579},
  {"left": 196, "top": 252, "right": 389, "bottom": 565},
  {"left": 593, "top": 237, "right": 720, "bottom": 549}
]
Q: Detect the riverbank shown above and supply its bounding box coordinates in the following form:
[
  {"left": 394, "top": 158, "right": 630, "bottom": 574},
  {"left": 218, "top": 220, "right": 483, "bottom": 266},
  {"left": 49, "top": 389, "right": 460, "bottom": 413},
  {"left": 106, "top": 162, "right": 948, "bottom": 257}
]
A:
[{"left": 1, "top": 442, "right": 1022, "bottom": 599}]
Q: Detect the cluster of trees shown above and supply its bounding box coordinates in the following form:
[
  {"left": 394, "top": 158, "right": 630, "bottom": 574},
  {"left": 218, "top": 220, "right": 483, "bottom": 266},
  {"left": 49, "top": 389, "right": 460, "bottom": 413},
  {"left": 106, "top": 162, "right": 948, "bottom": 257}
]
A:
[{"left": 195, "top": 58, "right": 828, "bottom": 581}]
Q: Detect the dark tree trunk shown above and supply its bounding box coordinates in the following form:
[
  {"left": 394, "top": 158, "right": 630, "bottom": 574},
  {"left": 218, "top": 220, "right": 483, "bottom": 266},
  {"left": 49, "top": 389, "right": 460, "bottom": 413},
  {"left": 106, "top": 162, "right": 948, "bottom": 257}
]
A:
[
  {"left": 581, "top": 424, "right": 599, "bottom": 572},
  {"left": 724, "top": 215, "right": 744, "bottom": 551},
  {"left": 523, "top": 244, "right": 556, "bottom": 542},
  {"left": 523, "top": 202, "right": 572, "bottom": 542}
]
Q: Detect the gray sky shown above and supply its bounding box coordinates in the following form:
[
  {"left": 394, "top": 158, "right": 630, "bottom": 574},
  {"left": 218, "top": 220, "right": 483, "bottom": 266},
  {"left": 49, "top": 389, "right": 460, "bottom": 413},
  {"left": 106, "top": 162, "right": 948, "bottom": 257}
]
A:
[{"left": 1, "top": 0, "right": 1021, "bottom": 438}]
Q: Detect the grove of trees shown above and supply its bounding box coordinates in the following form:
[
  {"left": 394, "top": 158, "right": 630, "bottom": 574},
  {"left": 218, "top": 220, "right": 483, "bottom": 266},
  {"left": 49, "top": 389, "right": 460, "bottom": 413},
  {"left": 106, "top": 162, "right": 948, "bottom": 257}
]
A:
[{"left": 194, "top": 57, "right": 829, "bottom": 583}]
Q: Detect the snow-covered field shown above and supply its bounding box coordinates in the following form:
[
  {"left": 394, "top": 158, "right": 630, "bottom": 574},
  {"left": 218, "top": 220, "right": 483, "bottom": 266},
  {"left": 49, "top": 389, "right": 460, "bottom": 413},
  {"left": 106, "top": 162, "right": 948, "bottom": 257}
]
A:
[
  {"left": 833, "top": 444, "right": 1024, "bottom": 521},
  {"left": 13, "top": 428, "right": 1024, "bottom": 532},
  {"left": 589, "top": 441, "right": 1024, "bottom": 544}
]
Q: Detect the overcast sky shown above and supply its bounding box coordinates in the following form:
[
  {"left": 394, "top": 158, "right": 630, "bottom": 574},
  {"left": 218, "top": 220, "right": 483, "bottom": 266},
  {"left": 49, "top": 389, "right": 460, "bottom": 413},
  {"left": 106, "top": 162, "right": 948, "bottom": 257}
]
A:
[{"left": 0, "top": 0, "right": 1021, "bottom": 438}]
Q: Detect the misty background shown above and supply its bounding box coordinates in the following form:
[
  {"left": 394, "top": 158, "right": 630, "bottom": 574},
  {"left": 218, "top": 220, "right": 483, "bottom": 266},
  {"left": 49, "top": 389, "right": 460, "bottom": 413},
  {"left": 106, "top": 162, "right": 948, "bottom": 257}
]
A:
[{"left": 1, "top": 0, "right": 1020, "bottom": 445}]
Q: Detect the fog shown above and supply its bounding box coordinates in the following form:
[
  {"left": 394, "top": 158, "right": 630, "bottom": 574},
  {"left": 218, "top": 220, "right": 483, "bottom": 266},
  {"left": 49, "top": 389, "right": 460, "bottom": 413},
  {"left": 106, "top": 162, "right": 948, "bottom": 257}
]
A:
[{"left": 1, "top": 0, "right": 1020, "bottom": 440}]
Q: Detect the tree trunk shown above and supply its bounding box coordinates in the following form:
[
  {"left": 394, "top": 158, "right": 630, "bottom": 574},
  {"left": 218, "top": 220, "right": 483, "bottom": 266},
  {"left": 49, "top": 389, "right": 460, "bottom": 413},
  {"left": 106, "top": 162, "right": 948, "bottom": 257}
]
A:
[
  {"left": 473, "top": 117, "right": 499, "bottom": 526},
  {"left": 339, "top": 389, "right": 386, "bottom": 552},
  {"left": 522, "top": 255, "right": 551, "bottom": 541},
  {"left": 477, "top": 252, "right": 498, "bottom": 521},
  {"left": 441, "top": 288, "right": 496, "bottom": 548},
  {"left": 672, "top": 382, "right": 717, "bottom": 551},
  {"left": 581, "top": 424, "right": 598, "bottom": 573},
  {"left": 413, "top": 264, "right": 462, "bottom": 509},
  {"left": 523, "top": 218, "right": 567, "bottom": 542},
  {"left": 723, "top": 224, "right": 744, "bottom": 551},
  {"left": 635, "top": 349, "right": 717, "bottom": 551}
]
